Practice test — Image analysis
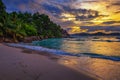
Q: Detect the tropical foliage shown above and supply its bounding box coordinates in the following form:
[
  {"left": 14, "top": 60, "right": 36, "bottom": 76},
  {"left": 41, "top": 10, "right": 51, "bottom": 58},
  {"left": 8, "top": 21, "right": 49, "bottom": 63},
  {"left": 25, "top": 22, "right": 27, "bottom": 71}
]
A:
[{"left": 0, "top": 0, "right": 66, "bottom": 42}]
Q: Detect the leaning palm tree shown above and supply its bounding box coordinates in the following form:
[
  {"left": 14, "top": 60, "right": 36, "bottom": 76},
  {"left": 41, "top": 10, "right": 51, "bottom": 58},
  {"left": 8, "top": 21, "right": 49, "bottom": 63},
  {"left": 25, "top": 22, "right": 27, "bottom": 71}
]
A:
[{"left": 8, "top": 12, "right": 24, "bottom": 42}]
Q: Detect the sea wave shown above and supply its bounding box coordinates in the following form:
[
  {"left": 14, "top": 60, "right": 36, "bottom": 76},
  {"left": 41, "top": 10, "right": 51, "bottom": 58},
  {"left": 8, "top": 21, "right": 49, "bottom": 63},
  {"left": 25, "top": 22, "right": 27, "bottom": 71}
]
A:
[{"left": 7, "top": 43, "right": 120, "bottom": 61}]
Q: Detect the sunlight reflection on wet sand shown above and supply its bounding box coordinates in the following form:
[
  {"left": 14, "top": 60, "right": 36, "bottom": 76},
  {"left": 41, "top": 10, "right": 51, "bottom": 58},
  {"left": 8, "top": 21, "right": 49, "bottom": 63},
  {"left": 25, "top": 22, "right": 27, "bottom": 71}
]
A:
[{"left": 59, "top": 56, "right": 120, "bottom": 80}]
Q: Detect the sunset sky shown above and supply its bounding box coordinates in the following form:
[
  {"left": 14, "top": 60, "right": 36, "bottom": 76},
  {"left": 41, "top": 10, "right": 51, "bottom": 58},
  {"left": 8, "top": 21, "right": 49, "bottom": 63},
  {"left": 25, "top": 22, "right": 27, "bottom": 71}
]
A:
[{"left": 3, "top": 0, "right": 120, "bottom": 34}]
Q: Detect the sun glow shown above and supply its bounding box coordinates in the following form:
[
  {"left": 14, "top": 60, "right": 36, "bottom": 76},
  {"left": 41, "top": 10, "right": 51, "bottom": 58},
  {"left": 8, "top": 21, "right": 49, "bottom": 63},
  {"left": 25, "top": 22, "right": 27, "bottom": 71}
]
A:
[
  {"left": 71, "top": 0, "right": 120, "bottom": 26},
  {"left": 68, "top": 26, "right": 88, "bottom": 34},
  {"left": 61, "top": 13, "right": 76, "bottom": 21}
]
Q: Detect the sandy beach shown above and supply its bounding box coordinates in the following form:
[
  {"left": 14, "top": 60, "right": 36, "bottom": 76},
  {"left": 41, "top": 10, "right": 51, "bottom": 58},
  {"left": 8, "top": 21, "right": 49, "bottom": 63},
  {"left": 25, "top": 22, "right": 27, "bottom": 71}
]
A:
[{"left": 0, "top": 43, "right": 96, "bottom": 80}]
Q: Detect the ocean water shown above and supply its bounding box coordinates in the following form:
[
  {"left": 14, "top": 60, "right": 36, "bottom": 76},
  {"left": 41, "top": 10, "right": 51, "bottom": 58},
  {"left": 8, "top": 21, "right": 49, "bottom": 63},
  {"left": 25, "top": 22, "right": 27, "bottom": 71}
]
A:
[
  {"left": 32, "top": 36, "right": 120, "bottom": 61},
  {"left": 32, "top": 36, "right": 120, "bottom": 80}
]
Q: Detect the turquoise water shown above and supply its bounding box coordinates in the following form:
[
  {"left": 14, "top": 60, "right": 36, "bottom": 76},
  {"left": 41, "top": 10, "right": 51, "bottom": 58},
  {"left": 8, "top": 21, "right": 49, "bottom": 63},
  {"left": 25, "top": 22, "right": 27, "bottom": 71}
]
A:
[{"left": 32, "top": 36, "right": 120, "bottom": 61}]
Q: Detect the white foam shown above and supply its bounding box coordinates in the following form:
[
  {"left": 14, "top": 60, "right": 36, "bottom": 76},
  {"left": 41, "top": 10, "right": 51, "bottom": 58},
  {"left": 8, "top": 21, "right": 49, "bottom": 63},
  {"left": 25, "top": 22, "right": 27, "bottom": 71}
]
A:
[{"left": 7, "top": 43, "right": 68, "bottom": 55}]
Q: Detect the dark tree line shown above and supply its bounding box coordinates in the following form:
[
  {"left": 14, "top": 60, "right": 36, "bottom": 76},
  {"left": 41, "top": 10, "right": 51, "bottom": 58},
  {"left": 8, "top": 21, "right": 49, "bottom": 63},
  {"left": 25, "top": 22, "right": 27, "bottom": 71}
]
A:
[{"left": 0, "top": 0, "right": 67, "bottom": 42}]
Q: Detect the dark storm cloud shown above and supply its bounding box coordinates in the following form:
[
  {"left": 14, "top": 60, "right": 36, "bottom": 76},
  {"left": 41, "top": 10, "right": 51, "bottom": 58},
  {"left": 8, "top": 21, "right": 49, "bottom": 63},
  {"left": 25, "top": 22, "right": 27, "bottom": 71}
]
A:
[
  {"left": 42, "top": 3, "right": 62, "bottom": 15},
  {"left": 82, "top": 1, "right": 99, "bottom": 3},
  {"left": 81, "top": 26, "right": 120, "bottom": 32},
  {"left": 114, "top": 11, "right": 120, "bottom": 14},
  {"left": 61, "top": 5, "right": 99, "bottom": 20},
  {"left": 75, "top": 11, "right": 99, "bottom": 21},
  {"left": 111, "top": 2, "right": 120, "bottom": 6},
  {"left": 102, "top": 21, "right": 120, "bottom": 24}
]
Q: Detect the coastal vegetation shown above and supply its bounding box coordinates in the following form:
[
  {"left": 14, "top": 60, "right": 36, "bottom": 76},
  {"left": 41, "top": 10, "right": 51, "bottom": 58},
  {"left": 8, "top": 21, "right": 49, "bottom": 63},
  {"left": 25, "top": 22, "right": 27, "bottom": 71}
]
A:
[{"left": 0, "top": 0, "right": 69, "bottom": 42}]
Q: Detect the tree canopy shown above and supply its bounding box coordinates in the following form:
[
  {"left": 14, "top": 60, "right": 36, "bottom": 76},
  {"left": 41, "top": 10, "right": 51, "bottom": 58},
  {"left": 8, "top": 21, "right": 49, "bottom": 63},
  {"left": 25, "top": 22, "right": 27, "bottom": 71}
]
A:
[{"left": 0, "top": 0, "right": 68, "bottom": 42}]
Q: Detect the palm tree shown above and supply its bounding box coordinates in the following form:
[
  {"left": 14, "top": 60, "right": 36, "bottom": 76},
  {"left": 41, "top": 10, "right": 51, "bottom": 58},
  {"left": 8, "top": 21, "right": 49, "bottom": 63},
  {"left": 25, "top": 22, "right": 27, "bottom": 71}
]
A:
[
  {"left": 0, "top": 0, "right": 6, "bottom": 14},
  {"left": 0, "top": 0, "right": 7, "bottom": 40},
  {"left": 8, "top": 12, "right": 23, "bottom": 42}
]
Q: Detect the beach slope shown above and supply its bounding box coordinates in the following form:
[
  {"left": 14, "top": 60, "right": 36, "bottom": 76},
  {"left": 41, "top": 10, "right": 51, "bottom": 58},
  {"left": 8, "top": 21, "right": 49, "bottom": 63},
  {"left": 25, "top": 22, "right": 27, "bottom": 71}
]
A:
[{"left": 0, "top": 44, "right": 96, "bottom": 80}]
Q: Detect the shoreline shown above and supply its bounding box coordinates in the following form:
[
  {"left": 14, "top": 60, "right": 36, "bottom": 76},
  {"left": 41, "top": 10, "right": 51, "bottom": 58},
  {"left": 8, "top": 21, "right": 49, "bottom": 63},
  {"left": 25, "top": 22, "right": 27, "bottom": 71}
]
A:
[{"left": 0, "top": 43, "right": 97, "bottom": 80}]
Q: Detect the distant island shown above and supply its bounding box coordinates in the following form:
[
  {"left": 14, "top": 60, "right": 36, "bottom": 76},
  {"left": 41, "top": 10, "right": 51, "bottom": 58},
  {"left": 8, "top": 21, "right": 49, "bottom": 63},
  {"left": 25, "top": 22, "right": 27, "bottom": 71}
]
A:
[
  {"left": 71, "top": 32, "right": 120, "bottom": 36},
  {"left": 0, "top": 0, "right": 69, "bottom": 43}
]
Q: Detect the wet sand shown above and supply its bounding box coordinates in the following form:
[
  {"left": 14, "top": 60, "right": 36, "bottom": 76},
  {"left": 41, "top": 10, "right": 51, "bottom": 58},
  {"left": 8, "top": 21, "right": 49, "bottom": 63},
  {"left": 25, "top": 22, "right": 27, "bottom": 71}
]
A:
[{"left": 0, "top": 43, "right": 96, "bottom": 80}]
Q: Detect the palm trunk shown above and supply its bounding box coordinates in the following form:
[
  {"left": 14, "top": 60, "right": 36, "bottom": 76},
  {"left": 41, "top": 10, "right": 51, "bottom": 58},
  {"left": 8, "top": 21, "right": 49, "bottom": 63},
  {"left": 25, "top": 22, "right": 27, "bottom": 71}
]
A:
[
  {"left": 13, "top": 33, "right": 17, "bottom": 42},
  {"left": 3, "top": 31, "right": 7, "bottom": 41}
]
